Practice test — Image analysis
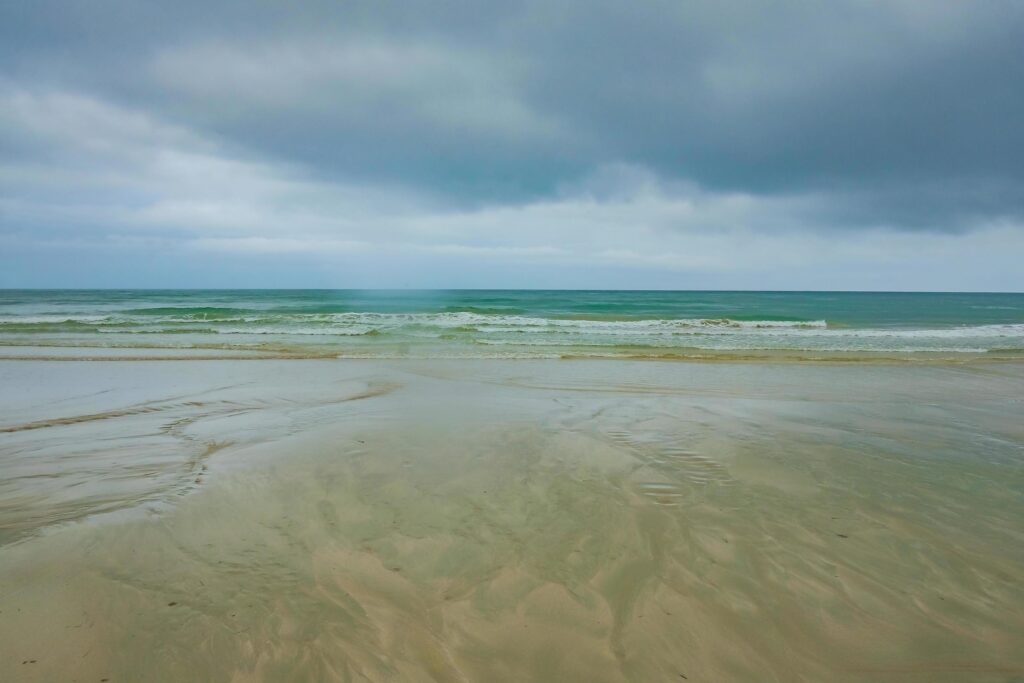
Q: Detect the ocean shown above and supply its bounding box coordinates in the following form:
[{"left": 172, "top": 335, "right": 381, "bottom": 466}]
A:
[{"left": 2, "top": 289, "right": 1024, "bottom": 358}]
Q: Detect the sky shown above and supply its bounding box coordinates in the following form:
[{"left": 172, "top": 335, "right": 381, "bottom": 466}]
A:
[{"left": 1, "top": 0, "right": 1023, "bottom": 290}]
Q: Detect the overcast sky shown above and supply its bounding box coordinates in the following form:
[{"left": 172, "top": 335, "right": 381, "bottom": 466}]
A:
[{"left": 2, "top": 0, "right": 1023, "bottom": 290}]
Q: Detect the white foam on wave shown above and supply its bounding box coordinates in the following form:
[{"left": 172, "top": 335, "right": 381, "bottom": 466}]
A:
[
  {"left": 0, "top": 315, "right": 114, "bottom": 324},
  {"left": 801, "top": 324, "right": 1024, "bottom": 339},
  {"left": 3, "top": 309, "right": 1024, "bottom": 353}
]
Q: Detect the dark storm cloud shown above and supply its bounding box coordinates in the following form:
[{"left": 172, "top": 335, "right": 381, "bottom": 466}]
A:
[{"left": 4, "top": 0, "right": 1023, "bottom": 221}]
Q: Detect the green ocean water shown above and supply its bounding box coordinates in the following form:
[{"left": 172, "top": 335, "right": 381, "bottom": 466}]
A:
[{"left": 2, "top": 290, "right": 1024, "bottom": 357}]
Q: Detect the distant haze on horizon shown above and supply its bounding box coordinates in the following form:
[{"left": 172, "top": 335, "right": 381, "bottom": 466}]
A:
[{"left": 2, "top": 1, "right": 1023, "bottom": 291}]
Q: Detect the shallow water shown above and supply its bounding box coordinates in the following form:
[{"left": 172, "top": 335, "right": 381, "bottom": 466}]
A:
[{"left": 1, "top": 359, "right": 1023, "bottom": 681}]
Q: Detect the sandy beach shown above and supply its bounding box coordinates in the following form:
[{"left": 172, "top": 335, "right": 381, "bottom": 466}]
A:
[
  {"left": 6, "top": 0, "right": 1024, "bottom": 675},
  {"left": 1, "top": 358, "right": 1022, "bottom": 682}
]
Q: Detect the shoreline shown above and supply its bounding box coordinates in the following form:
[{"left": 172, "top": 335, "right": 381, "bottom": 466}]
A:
[{"left": 2, "top": 344, "right": 1024, "bottom": 364}]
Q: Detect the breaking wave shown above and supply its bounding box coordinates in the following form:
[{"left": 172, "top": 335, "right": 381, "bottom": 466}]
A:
[{"left": 3, "top": 298, "right": 1024, "bottom": 356}]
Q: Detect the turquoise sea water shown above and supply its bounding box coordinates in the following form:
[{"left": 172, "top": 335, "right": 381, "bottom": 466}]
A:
[{"left": 2, "top": 290, "right": 1024, "bottom": 358}]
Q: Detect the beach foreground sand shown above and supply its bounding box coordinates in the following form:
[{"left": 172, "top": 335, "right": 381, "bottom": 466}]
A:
[{"left": 1, "top": 359, "right": 1023, "bottom": 682}]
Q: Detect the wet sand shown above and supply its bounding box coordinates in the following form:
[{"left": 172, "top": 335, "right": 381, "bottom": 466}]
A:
[{"left": 1, "top": 359, "right": 1023, "bottom": 682}]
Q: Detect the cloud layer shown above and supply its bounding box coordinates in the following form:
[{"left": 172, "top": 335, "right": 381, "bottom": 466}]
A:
[{"left": 2, "top": 0, "right": 1023, "bottom": 289}]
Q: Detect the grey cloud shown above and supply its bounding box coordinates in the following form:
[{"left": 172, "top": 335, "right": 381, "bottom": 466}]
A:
[
  {"left": 2, "top": 0, "right": 1024, "bottom": 289},
  {"left": 5, "top": 1, "right": 1022, "bottom": 213}
]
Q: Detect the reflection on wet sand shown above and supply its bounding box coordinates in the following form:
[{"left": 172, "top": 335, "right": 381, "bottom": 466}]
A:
[{"left": 1, "top": 359, "right": 1023, "bottom": 682}]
